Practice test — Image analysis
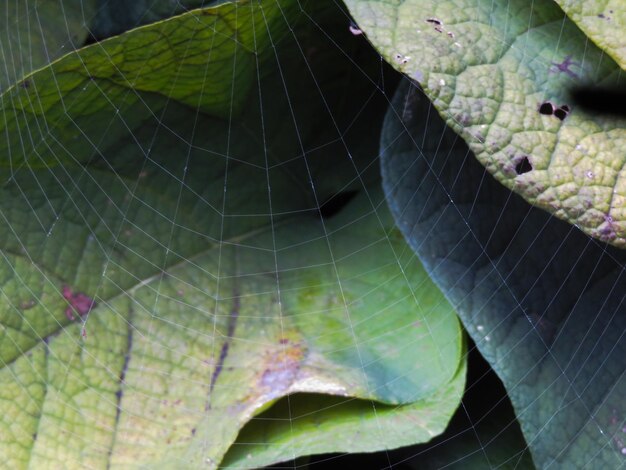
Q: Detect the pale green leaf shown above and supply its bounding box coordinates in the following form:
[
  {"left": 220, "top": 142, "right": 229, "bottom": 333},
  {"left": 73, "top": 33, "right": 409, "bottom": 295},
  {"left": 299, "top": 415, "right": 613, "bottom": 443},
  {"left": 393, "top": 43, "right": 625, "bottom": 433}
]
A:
[
  {"left": 553, "top": 0, "right": 626, "bottom": 68},
  {"left": 345, "top": 0, "right": 626, "bottom": 247}
]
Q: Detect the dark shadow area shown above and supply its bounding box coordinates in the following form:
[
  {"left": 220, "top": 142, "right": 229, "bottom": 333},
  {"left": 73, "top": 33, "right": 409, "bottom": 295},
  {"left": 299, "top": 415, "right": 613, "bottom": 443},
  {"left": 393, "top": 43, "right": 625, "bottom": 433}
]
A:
[
  {"left": 83, "top": 0, "right": 223, "bottom": 44},
  {"left": 319, "top": 190, "right": 360, "bottom": 219},
  {"left": 569, "top": 85, "right": 626, "bottom": 117}
]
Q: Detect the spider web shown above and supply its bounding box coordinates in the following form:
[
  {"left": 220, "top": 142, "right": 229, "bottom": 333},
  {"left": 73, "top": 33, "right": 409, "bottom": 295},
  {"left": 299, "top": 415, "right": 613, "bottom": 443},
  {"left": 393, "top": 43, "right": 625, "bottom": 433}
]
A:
[{"left": 0, "top": 0, "right": 624, "bottom": 469}]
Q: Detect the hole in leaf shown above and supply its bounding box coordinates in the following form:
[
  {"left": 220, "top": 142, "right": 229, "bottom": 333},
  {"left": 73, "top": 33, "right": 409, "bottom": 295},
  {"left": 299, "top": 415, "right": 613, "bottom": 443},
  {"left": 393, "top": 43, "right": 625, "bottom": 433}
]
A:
[
  {"left": 319, "top": 190, "right": 359, "bottom": 219},
  {"left": 515, "top": 157, "right": 532, "bottom": 175},
  {"left": 553, "top": 108, "right": 568, "bottom": 120},
  {"left": 538, "top": 102, "right": 554, "bottom": 115}
]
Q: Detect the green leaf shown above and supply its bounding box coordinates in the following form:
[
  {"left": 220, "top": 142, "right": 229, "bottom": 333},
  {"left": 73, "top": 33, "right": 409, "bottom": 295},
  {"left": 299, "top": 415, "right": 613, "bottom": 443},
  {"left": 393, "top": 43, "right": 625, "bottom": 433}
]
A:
[
  {"left": 344, "top": 0, "right": 626, "bottom": 248},
  {"left": 381, "top": 80, "right": 626, "bottom": 468},
  {"left": 0, "top": 0, "right": 97, "bottom": 91},
  {"left": 0, "top": 2, "right": 464, "bottom": 467},
  {"left": 256, "top": 347, "right": 531, "bottom": 470},
  {"left": 221, "top": 362, "right": 466, "bottom": 469},
  {"left": 553, "top": 1, "right": 626, "bottom": 68}
]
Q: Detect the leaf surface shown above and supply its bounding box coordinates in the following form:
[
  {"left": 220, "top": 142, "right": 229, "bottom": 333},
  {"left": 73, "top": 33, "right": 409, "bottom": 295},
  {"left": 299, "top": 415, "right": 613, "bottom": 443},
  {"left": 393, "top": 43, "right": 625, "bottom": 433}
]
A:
[
  {"left": 221, "top": 362, "right": 466, "bottom": 469},
  {"left": 0, "top": 2, "right": 464, "bottom": 467},
  {"left": 553, "top": 1, "right": 626, "bottom": 68},
  {"left": 345, "top": 0, "right": 626, "bottom": 248},
  {"left": 381, "top": 80, "right": 626, "bottom": 468}
]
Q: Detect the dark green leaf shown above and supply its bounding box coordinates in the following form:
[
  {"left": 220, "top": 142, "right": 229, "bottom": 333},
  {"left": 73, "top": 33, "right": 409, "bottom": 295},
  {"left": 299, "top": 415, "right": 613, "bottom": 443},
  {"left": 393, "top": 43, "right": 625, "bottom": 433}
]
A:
[
  {"left": 0, "top": 0, "right": 97, "bottom": 90},
  {"left": 381, "top": 80, "right": 626, "bottom": 468}
]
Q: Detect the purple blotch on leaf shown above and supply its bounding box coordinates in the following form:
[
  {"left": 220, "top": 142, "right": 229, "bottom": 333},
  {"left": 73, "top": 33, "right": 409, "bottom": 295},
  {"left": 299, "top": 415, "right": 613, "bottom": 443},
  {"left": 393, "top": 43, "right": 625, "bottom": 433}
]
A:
[
  {"left": 62, "top": 285, "right": 96, "bottom": 320},
  {"left": 550, "top": 56, "right": 580, "bottom": 79}
]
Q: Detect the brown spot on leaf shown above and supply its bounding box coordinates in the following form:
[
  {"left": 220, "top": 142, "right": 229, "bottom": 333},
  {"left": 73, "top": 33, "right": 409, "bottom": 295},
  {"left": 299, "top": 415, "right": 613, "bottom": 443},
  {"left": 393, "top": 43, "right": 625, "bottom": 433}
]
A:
[
  {"left": 258, "top": 341, "right": 306, "bottom": 399},
  {"left": 20, "top": 300, "right": 36, "bottom": 310}
]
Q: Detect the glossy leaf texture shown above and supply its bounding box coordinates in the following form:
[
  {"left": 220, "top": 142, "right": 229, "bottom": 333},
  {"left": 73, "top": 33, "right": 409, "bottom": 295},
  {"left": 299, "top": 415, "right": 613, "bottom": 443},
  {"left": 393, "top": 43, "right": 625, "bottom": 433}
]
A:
[
  {"left": 0, "top": 1, "right": 464, "bottom": 467},
  {"left": 345, "top": 0, "right": 626, "bottom": 248},
  {"left": 381, "top": 80, "right": 626, "bottom": 468}
]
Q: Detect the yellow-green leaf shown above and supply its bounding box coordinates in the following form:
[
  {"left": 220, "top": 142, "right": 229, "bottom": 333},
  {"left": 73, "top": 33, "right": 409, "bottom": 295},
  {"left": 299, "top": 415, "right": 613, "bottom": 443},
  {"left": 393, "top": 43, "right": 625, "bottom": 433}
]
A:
[
  {"left": 345, "top": 0, "right": 626, "bottom": 248},
  {"left": 0, "top": 2, "right": 465, "bottom": 467}
]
